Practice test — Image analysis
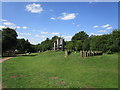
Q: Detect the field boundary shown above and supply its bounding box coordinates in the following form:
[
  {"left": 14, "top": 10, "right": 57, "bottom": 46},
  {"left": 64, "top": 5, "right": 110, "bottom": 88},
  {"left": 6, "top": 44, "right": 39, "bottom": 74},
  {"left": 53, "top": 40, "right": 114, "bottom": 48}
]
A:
[{"left": 0, "top": 57, "right": 13, "bottom": 63}]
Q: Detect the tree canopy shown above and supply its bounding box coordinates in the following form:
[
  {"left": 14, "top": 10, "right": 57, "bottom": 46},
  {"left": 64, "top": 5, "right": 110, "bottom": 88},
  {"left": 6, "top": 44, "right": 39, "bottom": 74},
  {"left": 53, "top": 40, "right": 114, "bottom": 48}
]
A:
[
  {"left": 72, "top": 31, "right": 89, "bottom": 41},
  {"left": 2, "top": 28, "right": 18, "bottom": 52},
  {"left": 1, "top": 28, "right": 119, "bottom": 55}
]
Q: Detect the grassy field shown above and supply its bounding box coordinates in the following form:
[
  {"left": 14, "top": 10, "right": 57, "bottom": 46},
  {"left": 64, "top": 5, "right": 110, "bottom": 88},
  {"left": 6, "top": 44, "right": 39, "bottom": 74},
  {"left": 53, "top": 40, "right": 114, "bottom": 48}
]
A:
[{"left": 2, "top": 51, "right": 118, "bottom": 88}]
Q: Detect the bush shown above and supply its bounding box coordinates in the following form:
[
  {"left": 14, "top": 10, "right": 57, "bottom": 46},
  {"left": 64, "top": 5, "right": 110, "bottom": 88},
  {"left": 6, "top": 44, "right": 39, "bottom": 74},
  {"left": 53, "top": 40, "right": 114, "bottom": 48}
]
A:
[{"left": 106, "top": 50, "right": 113, "bottom": 54}]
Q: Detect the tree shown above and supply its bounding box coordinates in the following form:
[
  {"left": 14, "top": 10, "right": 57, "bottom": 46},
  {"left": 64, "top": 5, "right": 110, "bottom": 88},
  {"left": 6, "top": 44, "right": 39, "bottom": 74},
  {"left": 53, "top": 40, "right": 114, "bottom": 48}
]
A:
[
  {"left": 16, "top": 39, "right": 32, "bottom": 53},
  {"left": 74, "top": 40, "right": 83, "bottom": 51},
  {"left": 51, "top": 36, "right": 59, "bottom": 41},
  {"left": 0, "top": 30, "right": 1, "bottom": 43},
  {"left": 108, "top": 30, "right": 120, "bottom": 52},
  {"left": 90, "top": 34, "right": 112, "bottom": 52},
  {"left": 38, "top": 38, "right": 53, "bottom": 51},
  {"left": 90, "top": 35, "right": 102, "bottom": 51},
  {"left": 2, "top": 28, "right": 18, "bottom": 52},
  {"left": 72, "top": 31, "right": 89, "bottom": 41},
  {"left": 82, "top": 39, "right": 90, "bottom": 50},
  {"left": 65, "top": 41, "right": 75, "bottom": 51}
]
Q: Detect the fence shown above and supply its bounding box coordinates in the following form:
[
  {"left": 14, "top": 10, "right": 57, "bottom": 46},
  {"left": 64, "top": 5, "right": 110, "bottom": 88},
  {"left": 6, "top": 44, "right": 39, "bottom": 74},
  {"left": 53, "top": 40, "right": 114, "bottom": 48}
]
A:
[{"left": 80, "top": 50, "right": 103, "bottom": 57}]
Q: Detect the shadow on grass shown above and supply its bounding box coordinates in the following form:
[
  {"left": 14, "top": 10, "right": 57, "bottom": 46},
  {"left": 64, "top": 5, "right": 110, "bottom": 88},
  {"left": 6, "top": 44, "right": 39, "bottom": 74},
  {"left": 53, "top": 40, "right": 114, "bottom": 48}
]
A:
[
  {"left": 16, "top": 53, "right": 39, "bottom": 57},
  {"left": 21, "top": 54, "right": 38, "bottom": 56}
]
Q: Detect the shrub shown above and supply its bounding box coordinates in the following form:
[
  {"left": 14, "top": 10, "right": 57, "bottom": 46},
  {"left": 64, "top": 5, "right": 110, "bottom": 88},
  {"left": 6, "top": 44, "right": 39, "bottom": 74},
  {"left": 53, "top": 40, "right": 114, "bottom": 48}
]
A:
[{"left": 106, "top": 50, "right": 113, "bottom": 54}]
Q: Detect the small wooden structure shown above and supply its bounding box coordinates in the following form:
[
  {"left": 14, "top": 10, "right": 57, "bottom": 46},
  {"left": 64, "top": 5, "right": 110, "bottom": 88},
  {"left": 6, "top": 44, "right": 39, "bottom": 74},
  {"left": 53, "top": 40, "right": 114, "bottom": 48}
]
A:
[
  {"left": 64, "top": 50, "right": 71, "bottom": 58},
  {"left": 53, "top": 38, "right": 64, "bottom": 51},
  {"left": 80, "top": 50, "right": 103, "bottom": 57}
]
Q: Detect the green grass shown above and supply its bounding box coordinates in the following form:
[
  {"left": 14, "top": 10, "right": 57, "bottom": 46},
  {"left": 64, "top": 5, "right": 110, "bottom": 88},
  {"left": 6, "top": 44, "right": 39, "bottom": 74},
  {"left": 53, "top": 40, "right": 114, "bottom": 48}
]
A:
[{"left": 2, "top": 51, "right": 118, "bottom": 88}]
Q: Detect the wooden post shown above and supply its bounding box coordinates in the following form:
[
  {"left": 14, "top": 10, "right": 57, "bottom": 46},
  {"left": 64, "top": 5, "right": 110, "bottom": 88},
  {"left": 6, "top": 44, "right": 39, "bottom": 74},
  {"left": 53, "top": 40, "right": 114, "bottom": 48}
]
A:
[
  {"left": 64, "top": 51, "right": 68, "bottom": 58},
  {"left": 82, "top": 50, "right": 85, "bottom": 57},
  {"left": 88, "top": 51, "right": 90, "bottom": 56},
  {"left": 80, "top": 51, "right": 82, "bottom": 57},
  {"left": 84, "top": 51, "right": 86, "bottom": 57},
  {"left": 65, "top": 51, "right": 68, "bottom": 55},
  {"left": 86, "top": 51, "right": 88, "bottom": 57}
]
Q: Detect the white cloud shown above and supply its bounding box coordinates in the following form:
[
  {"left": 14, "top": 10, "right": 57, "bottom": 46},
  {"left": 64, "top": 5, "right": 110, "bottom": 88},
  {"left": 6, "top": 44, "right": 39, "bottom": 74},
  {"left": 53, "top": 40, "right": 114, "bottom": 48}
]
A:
[
  {"left": 101, "top": 24, "right": 110, "bottom": 28},
  {"left": 19, "top": 33, "right": 31, "bottom": 35},
  {"left": 90, "top": 33, "right": 102, "bottom": 36},
  {"left": 16, "top": 26, "right": 21, "bottom": 29},
  {"left": 35, "top": 34, "right": 39, "bottom": 37},
  {"left": 26, "top": 3, "right": 43, "bottom": 13},
  {"left": 22, "top": 26, "right": 27, "bottom": 29},
  {"left": 50, "top": 17, "right": 56, "bottom": 20},
  {"left": 89, "top": 0, "right": 99, "bottom": 4},
  {"left": 3, "top": 25, "right": 21, "bottom": 29},
  {"left": 16, "top": 32, "right": 19, "bottom": 34},
  {"left": 93, "top": 25, "right": 98, "bottom": 28},
  {"left": 63, "top": 35, "right": 72, "bottom": 41},
  {"left": 77, "top": 25, "right": 80, "bottom": 27},
  {"left": 35, "top": 34, "right": 46, "bottom": 38},
  {"left": 17, "top": 36, "right": 25, "bottom": 39},
  {"left": 97, "top": 30, "right": 106, "bottom": 32},
  {"left": 51, "top": 33, "right": 60, "bottom": 35},
  {"left": 41, "top": 32, "right": 49, "bottom": 34},
  {"left": 59, "top": 13, "right": 76, "bottom": 20},
  {"left": 0, "top": 19, "right": 7, "bottom": 22},
  {"left": 9, "top": 26, "right": 16, "bottom": 29},
  {"left": 63, "top": 36, "right": 72, "bottom": 39},
  {"left": 2, "top": 20, "right": 28, "bottom": 30},
  {"left": 50, "top": 13, "right": 77, "bottom": 21},
  {"left": 106, "top": 27, "right": 112, "bottom": 30},
  {"left": 3, "top": 22, "right": 14, "bottom": 26},
  {"left": 0, "top": 25, "right": 6, "bottom": 29},
  {"left": 72, "top": 23, "right": 75, "bottom": 24}
]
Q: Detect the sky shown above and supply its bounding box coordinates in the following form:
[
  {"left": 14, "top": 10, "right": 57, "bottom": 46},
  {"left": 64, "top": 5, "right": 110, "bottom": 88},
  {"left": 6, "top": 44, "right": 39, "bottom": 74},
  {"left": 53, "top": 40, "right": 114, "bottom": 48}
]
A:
[{"left": 0, "top": 2, "right": 118, "bottom": 44}]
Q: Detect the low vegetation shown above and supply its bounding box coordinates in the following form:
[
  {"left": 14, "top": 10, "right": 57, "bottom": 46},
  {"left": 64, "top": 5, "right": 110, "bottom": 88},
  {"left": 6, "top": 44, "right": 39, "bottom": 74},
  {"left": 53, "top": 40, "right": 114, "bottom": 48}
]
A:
[{"left": 2, "top": 51, "right": 118, "bottom": 88}]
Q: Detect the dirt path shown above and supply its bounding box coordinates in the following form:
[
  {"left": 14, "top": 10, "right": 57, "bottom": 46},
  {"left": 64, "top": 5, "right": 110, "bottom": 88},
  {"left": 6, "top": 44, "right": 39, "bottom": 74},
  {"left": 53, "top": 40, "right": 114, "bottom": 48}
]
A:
[{"left": 0, "top": 57, "right": 13, "bottom": 63}]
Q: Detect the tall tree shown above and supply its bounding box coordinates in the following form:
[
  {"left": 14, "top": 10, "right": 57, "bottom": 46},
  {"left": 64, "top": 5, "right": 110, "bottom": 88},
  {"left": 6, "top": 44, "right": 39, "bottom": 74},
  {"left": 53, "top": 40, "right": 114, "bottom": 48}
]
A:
[
  {"left": 109, "top": 30, "right": 120, "bottom": 52},
  {"left": 65, "top": 41, "right": 75, "bottom": 51},
  {"left": 72, "top": 31, "right": 89, "bottom": 41},
  {"left": 51, "top": 36, "right": 59, "bottom": 41},
  {"left": 82, "top": 39, "right": 90, "bottom": 50},
  {"left": 75, "top": 40, "right": 83, "bottom": 51},
  {"left": 2, "top": 28, "right": 18, "bottom": 52},
  {"left": 16, "top": 39, "right": 32, "bottom": 53}
]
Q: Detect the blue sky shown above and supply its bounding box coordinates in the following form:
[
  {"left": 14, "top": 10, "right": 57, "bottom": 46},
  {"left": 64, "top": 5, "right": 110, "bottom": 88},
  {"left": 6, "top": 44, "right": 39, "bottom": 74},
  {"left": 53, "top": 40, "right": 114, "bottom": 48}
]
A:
[{"left": 1, "top": 2, "right": 118, "bottom": 44}]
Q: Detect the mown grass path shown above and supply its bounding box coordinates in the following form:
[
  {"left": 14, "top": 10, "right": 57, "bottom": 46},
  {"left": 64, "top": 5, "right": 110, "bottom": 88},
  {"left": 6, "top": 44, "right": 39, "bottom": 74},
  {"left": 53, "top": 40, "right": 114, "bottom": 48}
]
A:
[{"left": 2, "top": 51, "right": 118, "bottom": 88}]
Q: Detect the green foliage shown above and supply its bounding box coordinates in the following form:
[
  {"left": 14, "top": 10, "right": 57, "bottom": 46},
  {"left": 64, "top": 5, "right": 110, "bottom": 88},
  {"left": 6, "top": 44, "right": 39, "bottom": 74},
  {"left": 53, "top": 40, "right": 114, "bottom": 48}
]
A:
[
  {"left": 51, "top": 36, "right": 59, "bottom": 41},
  {"left": 2, "top": 28, "right": 18, "bottom": 52},
  {"left": 0, "top": 30, "right": 2, "bottom": 56},
  {"left": 90, "top": 35, "right": 109, "bottom": 51},
  {"left": 106, "top": 50, "right": 113, "bottom": 54},
  {"left": 36, "top": 36, "right": 61, "bottom": 52},
  {"left": 65, "top": 31, "right": 89, "bottom": 52},
  {"left": 74, "top": 40, "right": 83, "bottom": 51},
  {"left": 72, "top": 31, "right": 88, "bottom": 41},
  {"left": 16, "top": 39, "right": 33, "bottom": 53},
  {"left": 82, "top": 39, "right": 90, "bottom": 50},
  {"left": 40, "top": 38, "right": 53, "bottom": 51},
  {"left": 27, "top": 29, "right": 120, "bottom": 53},
  {"left": 65, "top": 41, "right": 75, "bottom": 51},
  {"left": 65, "top": 29, "right": 120, "bottom": 53},
  {"left": 1, "top": 28, "right": 119, "bottom": 53},
  {"left": 109, "top": 30, "right": 120, "bottom": 52}
]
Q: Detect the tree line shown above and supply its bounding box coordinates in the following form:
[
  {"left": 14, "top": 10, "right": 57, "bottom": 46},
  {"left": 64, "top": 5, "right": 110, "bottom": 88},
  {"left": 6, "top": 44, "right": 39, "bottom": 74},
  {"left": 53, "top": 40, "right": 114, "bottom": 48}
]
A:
[
  {"left": 65, "top": 30, "right": 120, "bottom": 53},
  {"left": 1, "top": 28, "right": 120, "bottom": 56}
]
